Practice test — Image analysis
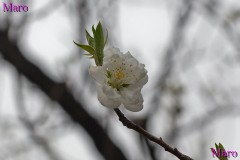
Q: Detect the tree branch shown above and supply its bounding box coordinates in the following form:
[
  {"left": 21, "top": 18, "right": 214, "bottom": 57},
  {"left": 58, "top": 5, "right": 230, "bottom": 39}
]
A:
[
  {"left": 0, "top": 30, "right": 128, "bottom": 160},
  {"left": 15, "top": 74, "right": 64, "bottom": 160},
  {"left": 114, "top": 108, "right": 194, "bottom": 160}
]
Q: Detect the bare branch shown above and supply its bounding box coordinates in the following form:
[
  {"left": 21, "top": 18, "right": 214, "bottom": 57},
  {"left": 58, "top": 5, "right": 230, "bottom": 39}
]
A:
[{"left": 114, "top": 108, "right": 194, "bottom": 160}]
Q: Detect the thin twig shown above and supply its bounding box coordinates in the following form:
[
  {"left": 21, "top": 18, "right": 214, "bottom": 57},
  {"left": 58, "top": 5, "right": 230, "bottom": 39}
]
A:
[{"left": 114, "top": 108, "right": 194, "bottom": 160}]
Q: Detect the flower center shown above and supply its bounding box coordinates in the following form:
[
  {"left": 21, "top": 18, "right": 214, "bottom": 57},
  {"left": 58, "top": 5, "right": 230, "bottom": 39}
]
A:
[
  {"left": 114, "top": 70, "right": 125, "bottom": 80},
  {"left": 106, "top": 68, "right": 130, "bottom": 91}
]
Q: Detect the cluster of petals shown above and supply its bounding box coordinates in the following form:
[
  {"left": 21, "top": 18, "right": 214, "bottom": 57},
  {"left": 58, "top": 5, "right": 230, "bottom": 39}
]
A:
[{"left": 89, "top": 47, "right": 148, "bottom": 112}]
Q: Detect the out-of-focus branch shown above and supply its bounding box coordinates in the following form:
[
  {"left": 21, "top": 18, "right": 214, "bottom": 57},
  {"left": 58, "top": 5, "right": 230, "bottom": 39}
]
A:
[
  {"left": 31, "top": 0, "right": 66, "bottom": 21},
  {"left": 151, "top": 0, "right": 193, "bottom": 113},
  {"left": 156, "top": 0, "right": 192, "bottom": 88},
  {"left": 144, "top": 1, "right": 193, "bottom": 158},
  {"left": 114, "top": 108, "right": 194, "bottom": 160},
  {"left": 172, "top": 73, "right": 240, "bottom": 138},
  {"left": 14, "top": 74, "right": 63, "bottom": 160},
  {"left": 197, "top": 0, "right": 240, "bottom": 53},
  {"left": 173, "top": 103, "right": 240, "bottom": 138},
  {"left": 142, "top": 137, "right": 157, "bottom": 160},
  {"left": 0, "top": 30, "right": 128, "bottom": 160}
]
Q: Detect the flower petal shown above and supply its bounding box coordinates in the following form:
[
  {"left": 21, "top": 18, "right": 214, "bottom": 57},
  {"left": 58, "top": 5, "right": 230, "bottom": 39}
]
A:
[
  {"left": 104, "top": 47, "right": 121, "bottom": 60},
  {"left": 91, "top": 47, "right": 148, "bottom": 112},
  {"left": 129, "top": 73, "right": 148, "bottom": 89},
  {"left": 97, "top": 85, "right": 121, "bottom": 108},
  {"left": 102, "top": 84, "right": 121, "bottom": 99},
  {"left": 122, "top": 91, "right": 144, "bottom": 112},
  {"left": 126, "top": 58, "right": 138, "bottom": 69},
  {"left": 89, "top": 65, "right": 104, "bottom": 84},
  {"left": 125, "top": 51, "right": 134, "bottom": 59}
]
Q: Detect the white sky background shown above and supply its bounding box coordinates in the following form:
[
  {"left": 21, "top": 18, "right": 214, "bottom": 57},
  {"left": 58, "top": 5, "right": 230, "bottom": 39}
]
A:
[{"left": 0, "top": 0, "right": 240, "bottom": 160}]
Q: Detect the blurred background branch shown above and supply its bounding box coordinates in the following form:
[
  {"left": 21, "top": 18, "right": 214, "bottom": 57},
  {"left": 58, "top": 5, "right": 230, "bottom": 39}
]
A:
[
  {"left": 0, "top": 0, "right": 240, "bottom": 160},
  {"left": 0, "top": 29, "right": 127, "bottom": 160}
]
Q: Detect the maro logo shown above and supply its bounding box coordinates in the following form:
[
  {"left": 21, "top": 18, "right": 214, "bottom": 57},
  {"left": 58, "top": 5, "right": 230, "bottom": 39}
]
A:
[{"left": 2, "top": 2, "right": 28, "bottom": 12}]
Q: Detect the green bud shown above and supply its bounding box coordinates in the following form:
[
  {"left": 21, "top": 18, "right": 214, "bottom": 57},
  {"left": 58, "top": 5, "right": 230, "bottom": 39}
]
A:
[
  {"left": 74, "top": 21, "right": 108, "bottom": 66},
  {"left": 93, "top": 22, "right": 104, "bottom": 66},
  {"left": 85, "top": 30, "right": 95, "bottom": 48}
]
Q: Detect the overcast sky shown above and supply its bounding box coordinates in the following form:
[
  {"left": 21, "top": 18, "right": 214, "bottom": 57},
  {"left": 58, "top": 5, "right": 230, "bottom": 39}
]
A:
[{"left": 1, "top": 0, "right": 240, "bottom": 160}]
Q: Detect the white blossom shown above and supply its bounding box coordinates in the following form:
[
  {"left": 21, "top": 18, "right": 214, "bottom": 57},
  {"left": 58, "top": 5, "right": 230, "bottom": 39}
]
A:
[{"left": 89, "top": 47, "right": 148, "bottom": 112}]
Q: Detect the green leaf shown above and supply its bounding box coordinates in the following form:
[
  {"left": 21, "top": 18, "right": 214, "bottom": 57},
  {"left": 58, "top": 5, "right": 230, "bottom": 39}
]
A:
[
  {"left": 73, "top": 41, "right": 95, "bottom": 54},
  {"left": 93, "top": 22, "right": 104, "bottom": 66},
  {"left": 73, "top": 21, "right": 108, "bottom": 66},
  {"left": 218, "top": 143, "right": 225, "bottom": 151},
  {"left": 214, "top": 143, "right": 229, "bottom": 160},
  {"left": 215, "top": 143, "right": 218, "bottom": 150},
  {"left": 218, "top": 143, "right": 228, "bottom": 160},
  {"left": 104, "top": 29, "right": 108, "bottom": 48},
  {"left": 85, "top": 30, "right": 95, "bottom": 47},
  {"left": 92, "top": 25, "right": 96, "bottom": 35}
]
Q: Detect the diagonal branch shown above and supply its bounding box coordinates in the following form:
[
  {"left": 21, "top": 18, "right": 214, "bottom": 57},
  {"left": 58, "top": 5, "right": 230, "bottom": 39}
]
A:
[
  {"left": 0, "top": 30, "right": 128, "bottom": 160},
  {"left": 114, "top": 108, "right": 194, "bottom": 160}
]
